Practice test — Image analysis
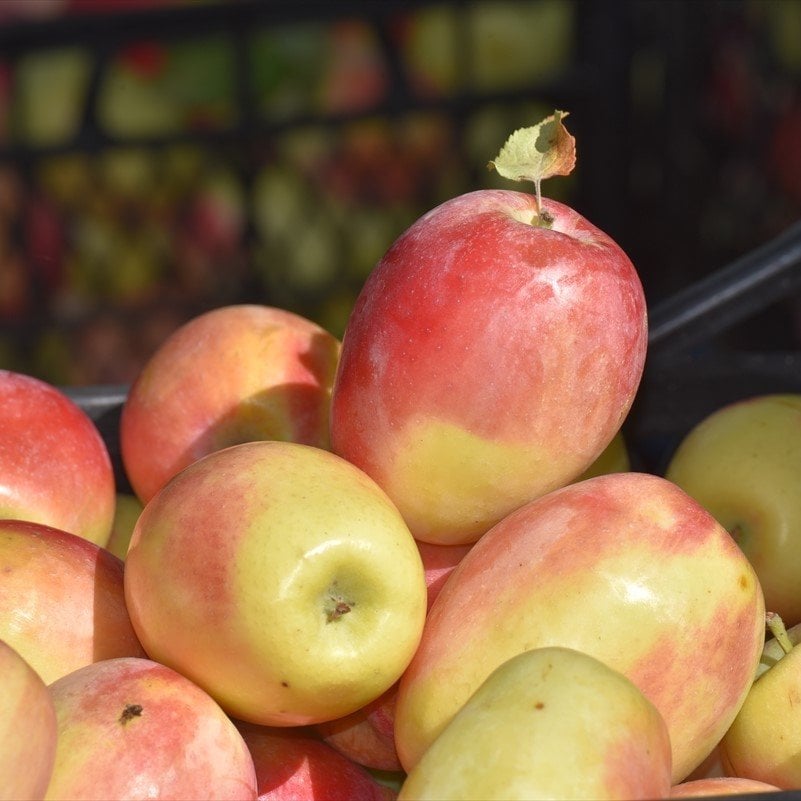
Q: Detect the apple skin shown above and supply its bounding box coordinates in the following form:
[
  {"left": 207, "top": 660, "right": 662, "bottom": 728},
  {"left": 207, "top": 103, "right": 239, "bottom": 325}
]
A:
[
  {"left": 330, "top": 190, "right": 647, "bottom": 545},
  {"left": 45, "top": 657, "right": 258, "bottom": 801},
  {"left": 576, "top": 429, "right": 630, "bottom": 480},
  {"left": 393, "top": 471, "right": 766, "bottom": 783},
  {"left": 666, "top": 393, "right": 801, "bottom": 628},
  {"left": 0, "top": 369, "right": 116, "bottom": 546},
  {"left": 718, "top": 620, "right": 801, "bottom": 788},
  {"left": 124, "top": 440, "right": 428, "bottom": 727},
  {"left": 120, "top": 304, "right": 341, "bottom": 504},
  {"left": 0, "top": 638, "right": 57, "bottom": 801},
  {"left": 416, "top": 539, "right": 473, "bottom": 612},
  {"left": 235, "top": 720, "right": 397, "bottom": 801},
  {"left": 670, "top": 777, "right": 781, "bottom": 797},
  {"left": 0, "top": 519, "right": 147, "bottom": 685},
  {"left": 104, "top": 492, "right": 144, "bottom": 560},
  {"left": 398, "top": 647, "right": 673, "bottom": 801}
]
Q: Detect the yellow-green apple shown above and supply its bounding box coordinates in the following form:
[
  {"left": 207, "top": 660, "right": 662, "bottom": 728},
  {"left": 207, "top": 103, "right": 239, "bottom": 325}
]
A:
[
  {"left": 0, "top": 638, "right": 57, "bottom": 801},
  {"left": 670, "top": 777, "right": 781, "bottom": 797},
  {"left": 45, "top": 656, "right": 258, "bottom": 800},
  {"left": 329, "top": 188, "right": 647, "bottom": 546},
  {"left": 0, "top": 519, "right": 146, "bottom": 685},
  {"left": 666, "top": 393, "right": 801, "bottom": 627},
  {"left": 124, "top": 440, "right": 428, "bottom": 727},
  {"left": 235, "top": 720, "right": 397, "bottom": 801},
  {"left": 394, "top": 471, "right": 765, "bottom": 782},
  {"left": 0, "top": 369, "right": 116, "bottom": 546},
  {"left": 104, "top": 492, "right": 144, "bottom": 560},
  {"left": 719, "top": 616, "right": 801, "bottom": 788},
  {"left": 398, "top": 646, "right": 672, "bottom": 801},
  {"left": 120, "top": 304, "right": 341, "bottom": 504}
]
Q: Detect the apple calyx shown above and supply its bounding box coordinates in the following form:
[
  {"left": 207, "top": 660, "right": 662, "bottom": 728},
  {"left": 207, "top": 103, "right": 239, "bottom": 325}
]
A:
[
  {"left": 325, "top": 586, "right": 354, "bottom": 622},
  {"left": 765, "top": 611, "right": 793, "bottom": 656},
  {"left": 487, "top": 110, "right": 576, "bottom": 228}
]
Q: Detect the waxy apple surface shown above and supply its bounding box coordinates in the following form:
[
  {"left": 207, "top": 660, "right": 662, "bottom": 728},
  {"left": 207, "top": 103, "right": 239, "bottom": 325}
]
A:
[
  {"left": 394, "top": 472, "right": 765, "bottom": 783},
  {"left": 0, "top": 638, "right": 57, "bottom": 801},
  {"left": 0, "top": 369, "right": 116, "bottom": 546},
  {"left": 0, "top": 519, "right": 146, "bottom": 685},
  {"left": 398, "top": 647, "right": 672, "bottom": 801},
  {"left": 330, "top": 190, "right": 647, "bottom": 545},
  {"left": 45, "top": 657, "right": 258, "bottom": 801},
  {"left": 120, "top": 304, "right": 341, "bottom": 504},
  {"left": 124, "top": 440, "right": 427, "bottom": 727},
  {"left": 666, "top": 393, "right": 801, "bottom": 627}
]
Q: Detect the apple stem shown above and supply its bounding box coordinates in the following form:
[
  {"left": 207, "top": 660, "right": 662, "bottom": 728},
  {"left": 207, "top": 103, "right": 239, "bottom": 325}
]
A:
[{"left": 766, "top": 611, "right": 794, "bottom": 655}]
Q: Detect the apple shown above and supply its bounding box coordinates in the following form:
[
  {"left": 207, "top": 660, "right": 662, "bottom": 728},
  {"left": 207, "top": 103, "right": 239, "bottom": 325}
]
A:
[
  {"left": 398, "top": 647, "right": 672, "bottom": 801},
  {"left": 416, "top": 539, "right": 473, "bottom": 612},
  {"left": 104, "top": 492, "right": 144, "bottom": 560},
  {"left": 329, "top": 117, "right": 647, "bottom": 546},
  {"left": 120, "top": 304, "right": 341, "bottom": 504},
  {"left": 393, "top": 471, "right": 766, "bottom": 783},
  {"left": 0, "top": 638, "right": 57, "bottom": 801},
  {"left": 0, "top": 369, "right": 116, "bottom": 546},
  {"left": 670, "top": 777, "right": 782, "bottom": 797},
  {"left": 718, "top": 615, "right": 801, "bottom": 788},
  {"left": 666, "top": 393, "right": 801, "bottom": 628},
  {"left": 0, "top": 518, "right": 147, "bottom": 685},
  {"left": 124, "top": 440, "right": 428, "bottom": 727},
  {"left": 45, "top": 656, "right": 258, "bottom": 800},
  {"left": 576, "top": 429, "right": 630, "bottom": 480},
  {"left": 235, "top": 720, "right": 397, "bottom": 801}
]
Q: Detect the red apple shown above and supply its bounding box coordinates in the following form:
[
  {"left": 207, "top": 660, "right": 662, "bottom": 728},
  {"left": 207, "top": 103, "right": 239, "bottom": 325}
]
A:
[
  {"left": 0, "top": 638, "right": 57, "bottom": 801},
  {"left": 120, "top": 304, "right": 341, "bottom": 504},
  {"left": 416, "top": 539, "right": 473, "bottom": 611},
  {"left": 0, "top": 369, "right": 116, "bottom": 546},
  {"left": 236, "top": 720, "right": 397, "bottom": 801},
  {"left": 330, "top": 189, "right": 647, "bottom": 545},
  {"left": 0, "top": 519, "right": 147, "bottom": 685},
  {"left": 393, "top": 472, "right": 766, "bottom": 783},
  {"left": 45, "top": 657, "right": 258, "bottom": 800}
]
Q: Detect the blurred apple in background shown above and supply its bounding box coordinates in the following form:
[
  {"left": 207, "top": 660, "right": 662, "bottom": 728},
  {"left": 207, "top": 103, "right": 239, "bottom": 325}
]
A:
[
  {"left": 0, "top": 638, "right": 57, "bottom": 801},
  {"left": 45, "top": 656, "right": 258, "bottom": 801},
  {"left": 104, "top": 492, "right": 144, "bottom": 560},
  {"left": 394, "top": 471, "right": 765, "bottom": 782},
  {"left": 124, "top": 440, "right": 427, "bottom": 727},
  {"left": 398, "top": 647, "right": 672, "bottom": 801},
  {"left": 120, "top": 304, "right": 341, "bottom": 504},
  {"left": 666, "top": 393, "right": 801, "bottom": 627},
  {"left": 0, "top": 369, "right": 116, "bottom": 546},
  {"left": 576, "top": 429, "right": 630, "bottom": 480},
  {"left": 0, "top": 519, "right": 146, "bottom": 685},
  {"left": 719, "top": 616, "right": 801, "bottom": 788},
  {"left": 236, "top": 720, "right": 397, "bottom": 801}
]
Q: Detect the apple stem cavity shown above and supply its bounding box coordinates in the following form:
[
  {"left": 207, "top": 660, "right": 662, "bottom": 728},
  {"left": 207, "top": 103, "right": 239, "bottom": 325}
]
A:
[
  {"left": 487, "top": 110, "right": 576, "bottom": 229},
  {"left": 325, "top": 593, "right": 354, "bottom": 623},
  {"left": 766, "top": 611, "right": 794, "bottom": 655}
]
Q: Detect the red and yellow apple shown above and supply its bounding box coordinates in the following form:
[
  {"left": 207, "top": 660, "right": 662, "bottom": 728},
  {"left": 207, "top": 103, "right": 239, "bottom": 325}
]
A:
[
  {"left": 120, "top": 304, "right": 341, "bottom": 504},
  {"left": 0, "top": 518, "right": 146, "bottom": 685},
  {"left": 330, "top": 189, "right": 647, "bottom": 545},
  {"left": 0, "top": 638, "right": 57, "bottom": 801},
  {"left": 394, "top": 471, "right": 766, "bottom": 782},
  {"left": 124, "top": 440, "right": 428, "bottom": 727},
  {"left": 0, "top": 369, "right": 116, "bottom": 546},
  {"left": 398, "top": 647, "right": 672, "bottom": 800},
  {"left": 45, "top": 656, "right": 258, "bottom": 800},
  {"left": 666, "top": 393, "right": 801, "bottom": 627}
]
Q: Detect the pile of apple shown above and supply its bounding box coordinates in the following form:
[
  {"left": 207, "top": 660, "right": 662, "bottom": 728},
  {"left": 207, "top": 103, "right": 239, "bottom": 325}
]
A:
[{"left": 1, "top": 113, "right": 799, "bottom": 801}]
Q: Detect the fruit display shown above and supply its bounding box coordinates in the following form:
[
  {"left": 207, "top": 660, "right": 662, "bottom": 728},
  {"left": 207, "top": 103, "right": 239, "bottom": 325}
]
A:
[{"left": 1, "top": 102, "right": 800, "bottom": 800}]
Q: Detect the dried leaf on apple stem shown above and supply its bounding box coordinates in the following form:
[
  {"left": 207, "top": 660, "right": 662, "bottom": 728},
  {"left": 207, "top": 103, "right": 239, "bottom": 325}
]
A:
[{"left": 488, "top": 110, "right": 576, "bottom": 219}]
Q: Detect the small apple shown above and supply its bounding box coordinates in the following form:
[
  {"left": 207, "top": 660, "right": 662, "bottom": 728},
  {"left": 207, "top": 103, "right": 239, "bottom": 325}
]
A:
[
  {"left": 235, "top": 720, "right": 397, "bottom": 801},
  {"left": 0, "top": 519, "right": 147, "bottom": 685},
  {"left": 330, "top": 114, "right": 647, "bottom": 545},
  {"left": 0, "top": 638, "right": 57, "bottom": 801},
  {"left": 398, "top": 647, "right": 672, "bottom": 801},
  {"left": 394, "top": 472, "right": 766, "bottom": 783},
  {"left": 104, "top": 492, "right": 144, "bottom": 560},
  {"left": 120, "top": 303, "right": 341, "bottom": 504},
  {"left": 670, "top": 777, "right": 781, "bottom": 797},
  {"left": 718, "top": 614, "right": 801, "bottom": 788},
  {"left": 0, "top": 369, "right": 116, "bottom": 546},
  {"left": 124, "top": 440, "right": 428, "bottom": 726},
  {"left": 666, "top": 393, "right": 801, "bottom": 627},
  {"left": 45, "top": 656, "right": 258, "bottom": 800}
]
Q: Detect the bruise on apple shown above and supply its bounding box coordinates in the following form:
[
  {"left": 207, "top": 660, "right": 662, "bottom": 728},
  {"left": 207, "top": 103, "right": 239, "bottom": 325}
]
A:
[{"left": 119, "top": 703, "right": 143, "bottom": 724}]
